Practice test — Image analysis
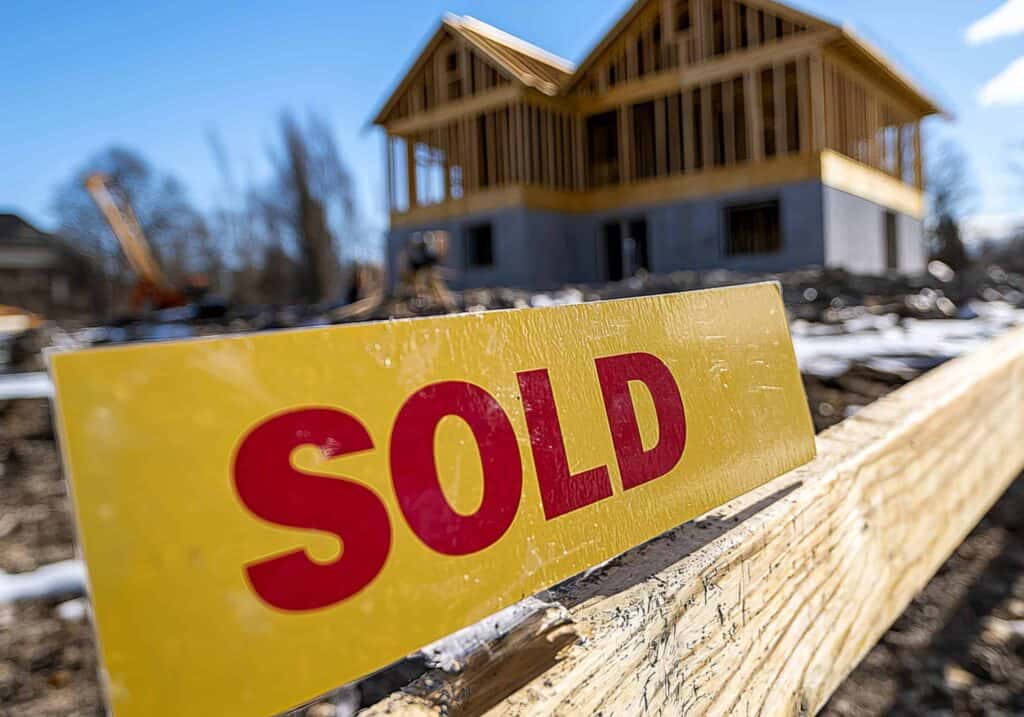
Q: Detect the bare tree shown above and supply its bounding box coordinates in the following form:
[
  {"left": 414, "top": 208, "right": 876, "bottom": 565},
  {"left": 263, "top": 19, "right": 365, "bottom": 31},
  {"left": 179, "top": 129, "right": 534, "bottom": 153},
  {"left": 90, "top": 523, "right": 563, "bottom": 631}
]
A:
[
  {"left": 926, "top": 140, "right": 976, "bottom": 270},
  {"left": 260, "top": 111, "right": 365, "bottom": 304},
  {"left": 53, "top": 147, "right": 218, "bottom": 288}
]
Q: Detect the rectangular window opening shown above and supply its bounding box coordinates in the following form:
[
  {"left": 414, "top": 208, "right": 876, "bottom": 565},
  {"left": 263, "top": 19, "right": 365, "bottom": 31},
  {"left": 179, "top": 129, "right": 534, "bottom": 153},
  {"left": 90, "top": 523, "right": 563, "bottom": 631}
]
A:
[
  {"left": 726, "top": 200, "right": 782, "bottom": 255},
  {"left": 466, "top": 223, "right": 494, "bottom": 268}
]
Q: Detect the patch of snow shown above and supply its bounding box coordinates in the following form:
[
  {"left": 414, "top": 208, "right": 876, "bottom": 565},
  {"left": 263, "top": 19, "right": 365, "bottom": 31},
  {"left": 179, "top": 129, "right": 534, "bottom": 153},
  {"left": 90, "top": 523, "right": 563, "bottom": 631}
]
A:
[
  {"left": 56, "top": 597, "right": 89, "bottom": 621},
  {"left": 530, "top": 289, "right": 584, "bottom": 308},
  {"left": 793, "top": 304, "right": 1024, "bottom": 378},
  {"left": 0, "top": 560, "right": 86, "bottom": 604},
  {"left": 0, "top": 372, "right": 54, "bottom": 400}
]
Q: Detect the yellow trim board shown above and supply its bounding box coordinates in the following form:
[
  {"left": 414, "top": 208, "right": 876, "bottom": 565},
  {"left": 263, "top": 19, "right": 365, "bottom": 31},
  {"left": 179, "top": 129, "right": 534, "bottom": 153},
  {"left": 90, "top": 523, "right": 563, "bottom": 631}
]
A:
[
  {"left": 820, "top": 149, "right": 924, "bottom": 219},
  {"left": 392, "top": 153, "right": 822, "bottom": 227}
]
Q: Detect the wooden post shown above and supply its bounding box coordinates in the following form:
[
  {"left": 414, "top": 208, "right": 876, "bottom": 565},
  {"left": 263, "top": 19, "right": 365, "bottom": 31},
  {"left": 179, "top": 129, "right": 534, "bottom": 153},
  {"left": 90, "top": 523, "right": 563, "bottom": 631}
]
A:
[
  {"left": 668, "top": 93, "right": 682, "bottom": 174},
  {"left": 913, "top": 121, "right": 924, "bottom": 189},
  {"left": 575, "top": 115, "right": 586, "bottom": 190},
  {"left": 384, "top": 135, "right": 394, "bottom": 212},
  {"left": 723, "top": 78, "right": 736, "bottom": 166},
  {"left": 405, "top": 136, "right": 417, "bottom": 208},
  {"left": 690, "top": 0, "right": 704, "bottom": 60},
  {"left": 662, "top": 0, "right": 676, "bottom": 47},
  {"left": 546, "top": 110, "right": 557, "bottom": 189},
  {"left": 460, "top": 42, "right": 472, "bottom": 99},
  {"left": 896, "top": 123, "right": 905, "bottom": 183},
  {"left": 745, "top": 70, "right": 764, "bottom": 162},
  {"left": 683, "top": 88, "right": 696, "bottom": 172},
  {"left": 655, "top": 97, "right": 668, "bottom": 176},
  {"left": 747, "top": 4, "right": 761, "bottom": 48},
  {"left": 626, "top": 33, "right": 638, "bottom": 81},
  {"left": 619, "top": 105, "right": 632, "bottom": 184},
  {"left": 503, "top": 107, "right": 513, "bottom": 186},
  {"left": 700, "top": 84, "right": 713, "bottom": 167},
  {"left": 796, "top": 57, "right": 810, "bottom": 153},
  {"left": 774, "top": 63, "right": 787, "bottom": 155},
  {"left": 810, "top": 53, "right": 827, "bottom": 151},
  {"left": 442, "top": 128, "right": 452, "bottom": 200}
]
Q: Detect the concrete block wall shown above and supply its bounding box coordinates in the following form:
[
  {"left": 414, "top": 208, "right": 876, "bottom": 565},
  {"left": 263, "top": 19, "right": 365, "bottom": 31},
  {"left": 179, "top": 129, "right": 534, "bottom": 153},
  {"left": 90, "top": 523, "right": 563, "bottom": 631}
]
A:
[{"left": 387, "top": 180, "right": 925, "bottom": 290}]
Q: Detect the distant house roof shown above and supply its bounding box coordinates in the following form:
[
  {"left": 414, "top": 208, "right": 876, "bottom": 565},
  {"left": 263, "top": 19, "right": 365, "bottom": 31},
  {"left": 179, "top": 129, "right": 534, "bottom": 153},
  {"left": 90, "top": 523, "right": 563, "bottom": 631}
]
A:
[
  {"left": 0, "top": 213, "right": 52, "bottom": 244},
  {"left": 0, "top": 213, "right": 93, "bottom": 269}
]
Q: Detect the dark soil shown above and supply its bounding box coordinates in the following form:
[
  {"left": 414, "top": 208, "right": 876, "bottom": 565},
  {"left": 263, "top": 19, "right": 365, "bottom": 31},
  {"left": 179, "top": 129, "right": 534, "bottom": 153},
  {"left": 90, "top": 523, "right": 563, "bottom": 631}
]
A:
[{"left": 0, "top": 398, "right": 103, "bottom": 716}]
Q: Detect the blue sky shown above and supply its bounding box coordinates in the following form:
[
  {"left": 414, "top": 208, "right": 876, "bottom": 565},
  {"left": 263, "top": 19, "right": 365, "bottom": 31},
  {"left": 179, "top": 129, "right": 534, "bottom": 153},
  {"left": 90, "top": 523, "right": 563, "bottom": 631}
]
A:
[{"left": 2, "top": 0, "right": 1022, "bottom": 245}]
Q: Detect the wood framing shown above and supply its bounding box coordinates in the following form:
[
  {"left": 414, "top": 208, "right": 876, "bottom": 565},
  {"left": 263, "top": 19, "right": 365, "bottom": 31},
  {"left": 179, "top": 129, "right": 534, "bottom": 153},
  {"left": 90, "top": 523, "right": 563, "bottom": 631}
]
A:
[
  {"left": 374, "top": 3, "right": 942, "bottom": 223},
  {"left": 365, "top": 325, "right": 1024, "bottom": 717}
]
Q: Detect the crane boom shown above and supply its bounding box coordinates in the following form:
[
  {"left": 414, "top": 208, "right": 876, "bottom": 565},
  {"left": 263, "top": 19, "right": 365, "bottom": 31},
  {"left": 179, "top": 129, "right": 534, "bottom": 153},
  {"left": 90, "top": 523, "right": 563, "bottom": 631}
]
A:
[{"left": 83, "top": 173, "right": 171, "bottom": 292}]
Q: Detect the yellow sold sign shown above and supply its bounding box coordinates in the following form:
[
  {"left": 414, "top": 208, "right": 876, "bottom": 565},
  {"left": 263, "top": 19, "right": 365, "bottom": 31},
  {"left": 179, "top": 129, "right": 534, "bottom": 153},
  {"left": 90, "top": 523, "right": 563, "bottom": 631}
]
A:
[{"left": 51, "top": 283, "right": 814, "bottom": 716}]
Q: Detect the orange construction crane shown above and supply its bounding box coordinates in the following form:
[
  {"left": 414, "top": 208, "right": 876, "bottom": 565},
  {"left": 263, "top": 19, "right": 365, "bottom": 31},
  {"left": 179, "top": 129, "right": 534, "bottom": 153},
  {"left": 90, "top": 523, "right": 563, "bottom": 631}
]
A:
[{"left": 84, "top": 173, "right": 189, "bottom": 312}]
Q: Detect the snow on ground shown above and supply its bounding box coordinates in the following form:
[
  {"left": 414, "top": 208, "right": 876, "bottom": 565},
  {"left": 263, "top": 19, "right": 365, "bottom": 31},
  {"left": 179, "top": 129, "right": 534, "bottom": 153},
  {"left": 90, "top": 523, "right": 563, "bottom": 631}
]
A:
[
  {"left": 791, "top": 301, "right": 1024, "bottom": 378},
  {"left": 0, "top": 372, "right": 54, "bottom": 400},
  {"left": 0, "top": 560, "right": 86, "bottom": 604}
]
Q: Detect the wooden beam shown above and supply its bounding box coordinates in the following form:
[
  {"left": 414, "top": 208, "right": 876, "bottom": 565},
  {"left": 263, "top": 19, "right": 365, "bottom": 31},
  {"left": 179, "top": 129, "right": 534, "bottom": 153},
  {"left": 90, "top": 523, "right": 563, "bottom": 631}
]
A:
[
  {"left": 723, "top": 77, "right": 736, "bottom": 165},
  {"left": 796, "top": 56, "right": 811, "bottom": 153},
  {"left": 745, "top": 69, "right": 764, "bottom": 162},
  {"left": 442, "top": 127, "right": 452, "bottom": 200},
  {"left": 810, "top": 52, "right": 827, "bottom": 150},
  {"left": 618, "top": 105, "right": 632, "bottom": 184},
  {"left": 896, "top": 122, "right": 905, "bottom": 182},
  {"left": 405, "top": 137, "right": 418, "bottom": 208},
  {"left": 701, "top": 84, "right": 713, "bottom": 167},
  {"left": 365, "top": 325, "right": 1024, "bottom": 717},
  {"left": 579, "top": 28, "right": 840, "bottom": 115},
  {"left": 392, "top": 153, "right": 823, "bottom": 226},
  {"left": 385, "top": 85, "right": 522, "bottom": 135},
  {"left": 667, "top": 93, "right": 682, "bottom": 174},
  {"left": 661, "top": 0, "right": 676, "bottom": 45},
  {"left": 774, "top": 63, "right": 787, "bottom": 155},
  {"left": 821, "top": 149, "right": 924, "bottom": 218},
  {"left": 682, "top": 88, "right": 696, "bottom": 172},
  {"left": 574, "top": 115, "right": 586, "bottom": 190},
  {"left": 747, "top": 3, "right": 762, "bottom": 48},
  {"left": 913, "top": 120, "right": 924, "bottom": 189},
  {"left": 655, "top": 97, "right": 668, "bottom": 176},
  {"left": 384, "top": 135, "right": 394, "bottom": 212}
]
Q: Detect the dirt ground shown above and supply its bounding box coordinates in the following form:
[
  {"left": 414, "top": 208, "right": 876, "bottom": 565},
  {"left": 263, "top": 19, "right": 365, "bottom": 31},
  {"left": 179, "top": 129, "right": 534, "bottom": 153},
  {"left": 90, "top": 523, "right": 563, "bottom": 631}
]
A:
[{"left": 2, "top": 371, "right": 1024, "bottom": 715}]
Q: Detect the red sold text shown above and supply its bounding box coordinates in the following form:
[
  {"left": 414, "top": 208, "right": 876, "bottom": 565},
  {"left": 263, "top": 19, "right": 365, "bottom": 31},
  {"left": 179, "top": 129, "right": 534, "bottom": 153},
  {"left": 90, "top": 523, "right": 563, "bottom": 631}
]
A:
[{"left": 233, "top": 352, "right": 686, "bottom": 612}]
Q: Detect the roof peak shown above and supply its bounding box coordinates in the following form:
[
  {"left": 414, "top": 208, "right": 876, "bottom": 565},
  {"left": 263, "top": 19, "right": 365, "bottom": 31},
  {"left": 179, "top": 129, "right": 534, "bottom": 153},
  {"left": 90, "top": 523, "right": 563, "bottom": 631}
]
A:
[{"left": 445, "top": 14, "right": 576, "bottom": 74}]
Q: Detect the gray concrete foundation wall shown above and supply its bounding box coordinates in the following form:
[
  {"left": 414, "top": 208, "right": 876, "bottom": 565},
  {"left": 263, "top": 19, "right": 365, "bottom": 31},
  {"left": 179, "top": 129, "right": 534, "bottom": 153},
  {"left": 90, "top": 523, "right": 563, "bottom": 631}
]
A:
[
  {"left": 386, "top": 180, "right": 924, "bottom": 290},
  {"left": 823, "top": 186, "right": 927, "bottom": 275}
]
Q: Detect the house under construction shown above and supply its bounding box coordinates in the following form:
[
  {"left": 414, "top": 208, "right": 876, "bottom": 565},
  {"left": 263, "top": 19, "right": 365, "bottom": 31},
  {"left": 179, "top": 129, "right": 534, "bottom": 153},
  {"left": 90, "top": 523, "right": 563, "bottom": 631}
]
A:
[{"left": 372, "top": 0, "right": 943, "bottom": 289}]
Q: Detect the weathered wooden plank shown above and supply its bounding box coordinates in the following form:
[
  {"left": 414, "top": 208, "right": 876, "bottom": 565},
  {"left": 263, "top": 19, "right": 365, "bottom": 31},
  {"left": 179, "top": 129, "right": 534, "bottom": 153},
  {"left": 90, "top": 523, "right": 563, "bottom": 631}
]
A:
[{"left": 364, "top": 326, "right": 1024, "bottom": 717}]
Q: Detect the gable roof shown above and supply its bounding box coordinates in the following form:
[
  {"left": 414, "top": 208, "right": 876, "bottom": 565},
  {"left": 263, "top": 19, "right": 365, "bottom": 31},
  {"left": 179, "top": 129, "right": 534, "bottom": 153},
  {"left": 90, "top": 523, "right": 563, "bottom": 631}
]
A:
[
  {"left": 0, "top": 213, "right": 51, "bottom": 244},
  {"left": 374, "top": 1, "right": 945, "bottom": 126},
  {"left": 372, "top": 15, "right": 575, "bottom": 125},
  {"left": 455, "top": 16, "right": 575, "bottom": 93},
  {"left": 563, "top": 0, "right": 943, "bottom": 116}
]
